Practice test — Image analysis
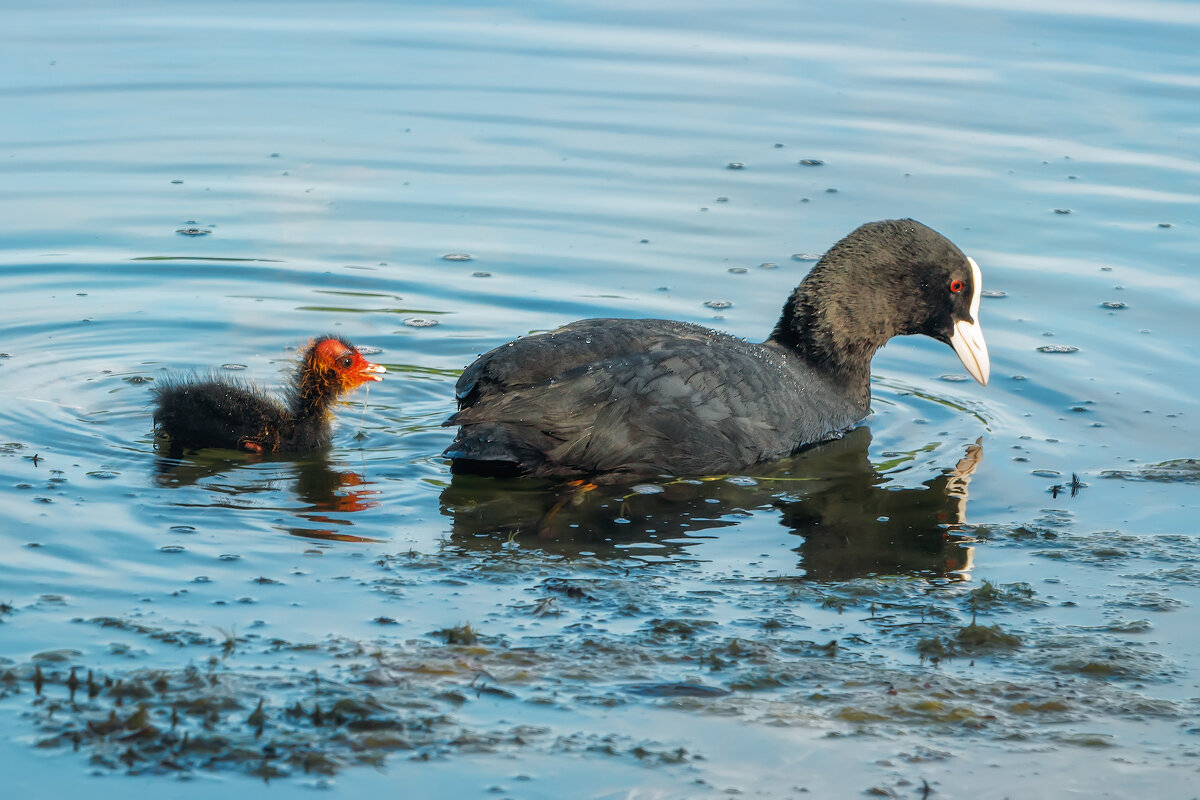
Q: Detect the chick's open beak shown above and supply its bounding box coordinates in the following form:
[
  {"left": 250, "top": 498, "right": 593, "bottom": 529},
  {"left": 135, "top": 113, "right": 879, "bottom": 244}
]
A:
[{"left": 360, "top": 361, "right": 386, "bottom": 382}]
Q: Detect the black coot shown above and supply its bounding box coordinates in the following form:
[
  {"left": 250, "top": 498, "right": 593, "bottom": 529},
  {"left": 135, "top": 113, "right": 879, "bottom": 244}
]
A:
[
  {"left": 444, "top": 219, "right": 989, "bottom": 478},
  {"left": 153, "top": 335, "right": 385, "bottom": 454}
]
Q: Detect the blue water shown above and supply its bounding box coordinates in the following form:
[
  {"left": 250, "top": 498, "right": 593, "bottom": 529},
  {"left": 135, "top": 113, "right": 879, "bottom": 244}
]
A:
[{"left": 2, "top": 1, "right": 1199, "bottom": 797}]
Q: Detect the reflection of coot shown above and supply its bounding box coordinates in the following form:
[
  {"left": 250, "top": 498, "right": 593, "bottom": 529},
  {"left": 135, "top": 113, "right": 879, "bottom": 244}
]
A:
[
  {"left": 439, "top": 428, "right": 983, "bottom": 579},
  {"left": 780, "top": 438, "right": 981, "bottom": 581}
]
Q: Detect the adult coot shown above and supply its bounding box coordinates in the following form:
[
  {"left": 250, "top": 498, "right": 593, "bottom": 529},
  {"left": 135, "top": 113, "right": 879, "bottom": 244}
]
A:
[
  {"left": 153, "top": 335, "right": 385, "bottom": 454},
  {"left": 444, "top": 219, "right": 989, "bottom": 478}
]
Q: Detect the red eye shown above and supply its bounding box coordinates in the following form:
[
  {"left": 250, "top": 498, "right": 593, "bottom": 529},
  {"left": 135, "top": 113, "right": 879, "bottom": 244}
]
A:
[{"left": 950, "top": 279, "right": 964, "bottom": 293}]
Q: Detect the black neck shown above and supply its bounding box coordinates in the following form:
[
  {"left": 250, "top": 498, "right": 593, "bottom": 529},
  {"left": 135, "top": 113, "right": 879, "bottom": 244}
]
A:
[
  {"left": 770, "top": 275, "right": 889, "bottom": 381},
  {"left": 287, "top": 359, "right": 341, "bottom": 425}
]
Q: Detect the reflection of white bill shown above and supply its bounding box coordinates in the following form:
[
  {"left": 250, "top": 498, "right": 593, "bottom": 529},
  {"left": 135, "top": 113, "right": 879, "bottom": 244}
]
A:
[{"left": 945, "top": 437, "right": 984, "bottom": 575}]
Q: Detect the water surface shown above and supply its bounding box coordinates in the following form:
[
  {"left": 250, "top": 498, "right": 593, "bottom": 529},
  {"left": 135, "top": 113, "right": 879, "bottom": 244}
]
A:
[{"left": 2, "top": 1, "right": 1199, "bottom": 797}]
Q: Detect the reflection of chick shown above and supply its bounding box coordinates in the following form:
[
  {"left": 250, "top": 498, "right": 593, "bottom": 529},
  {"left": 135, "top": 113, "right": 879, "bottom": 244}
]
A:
[
  {"left": 295, "top": 462, "right": 379, "bottom": 515},
  {"left": 290, "top": 462, "right": 383, "bottom": 543}
]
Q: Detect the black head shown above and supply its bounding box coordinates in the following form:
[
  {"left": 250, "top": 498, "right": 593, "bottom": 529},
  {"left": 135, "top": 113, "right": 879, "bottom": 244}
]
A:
[{"left": 773, "top": 219, "right": 990, "bottom": 385}]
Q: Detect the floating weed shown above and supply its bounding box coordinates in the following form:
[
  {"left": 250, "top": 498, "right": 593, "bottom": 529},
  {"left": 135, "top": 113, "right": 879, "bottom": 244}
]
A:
[
  {"left": 1053, "top": 732, "right": 1116, "bottom": 748},
  {"left": 86, "top": 617, "right": 215, "bottom": 647},
  {"left": 917, "top": 637, "right": 949, "bottom": 660},
  {"left": 1037, "top": 639, "right": 1171, "bottom": 681},
  {"left": 8, "top": 538, "right": 1200, "bottom": 784},
  {"left": 1010, "top": 700, "right": 1069, "bottom": 714},
  {"left": 956, "top": 622, "right": 1022, "bottom": 649},
  {"left": 1100, "top": 459, "right": 1200, "bottom": 483},
  {"left": 967, "top": 580, "right": 1041, "bottom": 610},
  {"left": 216, "top": 626, "right": 239, "bottom": 658},
  {"left": 645, "top": 618, "right": 719, "bottom": 639},
  {"left": 1105, "top": 592, "right": 1185, "bottom": 613},
  {"left": 821, "top": 596, "right": 855, "bottom": 613},
  {"left": 431, "top": 623, "right": 479, "bottom": 645}
]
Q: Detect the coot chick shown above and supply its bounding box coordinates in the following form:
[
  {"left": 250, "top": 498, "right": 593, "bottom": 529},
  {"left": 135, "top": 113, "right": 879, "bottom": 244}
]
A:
[
  {"left": 443, "top": 219, "right": 990, "bottom": 479},
  {"left": 153, "top": 336, "right": 385, "bottom": 454}
]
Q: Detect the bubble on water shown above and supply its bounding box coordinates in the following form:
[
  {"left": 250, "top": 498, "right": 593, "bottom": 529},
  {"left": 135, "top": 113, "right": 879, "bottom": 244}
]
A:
[
  {"left": 1053, "top": 208, "right": 1072, "bottom": 215},
  {"left": 404, "top": 318, "right": 438, "bottom": 328},
  {"left": 87, "top": 470, "right": 119, "bottom": 479},
  {"left": 981, "top": 290, "right": 1007, "bottom": 298},
  {"left": 798, "top": 159, "right": 824, "bottom": 166},
  {"left": 1101, "top": 301, "right": 1126, "bottom": 310},
  {"left": 441, "top": 253, "right": 472, "bottom": 261},
  {"left": 631, "top": 484, "right": 664, "bottom": 495},
  {"left": 704, "top": 300, "right": 732, "bottom": 309},
  {"left": 176, "top": 228, "right": 211, "bottom": 236},
  {"left": 170, "top": 525, "right": 197, "bottom": 534},
  {"left": 170, "top": 179, "right": 183, "bottom": 185},
  {"left": 939, "top": 374, "right": 971, "bottom": 382},
  {"left": 792, "top": 253, "right": 820, "bottom": 262},
  {"left": 124, "top": 375, "right": 152, "bottom": 384},
  {"left": 1158, "top": 222, "right": 1172, "bottom": 228},
  {"left": 472, "top": 271, "right": 492, "bottom": 278},
  {"left": 355, "top": 345, "right": 382, "bottom": 355},
  {"left": 222, "top": 363, "right": 247, "bottom": 370},
  {"left": 726, "top": 162, "right": 745, "bottom": 170},
  {"left": 725, "top": 476, "right": 758, "bottom": 486},
  {"left": 1037, "top": 345, "right": 1079, "bottom": 354},
  {"left": 728, "top": 267, "right": 747, "bottom": 274},
  {"left": 1031, "top": 470, "right": 1062, "bottom": 478},
  {"left": 716, "top": 197, "right": 729, "bottom": 203},
  {"left": 160, "top": 545, "right": 185, "bottom": 554},
  {"left": 218, "top": 554, "right": 241, "bottom": 561},
  {"left": 759, "top": 262, "right": 778, "bottom": 270}
]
